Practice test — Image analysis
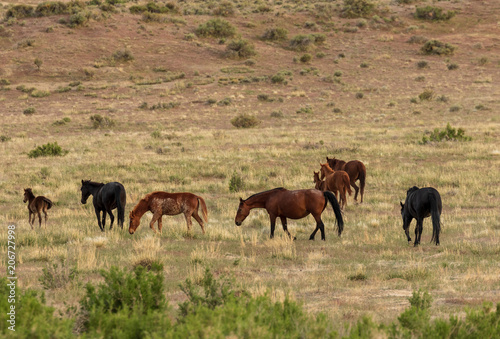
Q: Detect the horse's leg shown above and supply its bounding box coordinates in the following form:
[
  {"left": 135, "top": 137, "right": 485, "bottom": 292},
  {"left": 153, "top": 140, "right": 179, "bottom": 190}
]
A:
[
  {"left": 269, "top": 214, "right": 277, "bottom": 239},
  {"left": 43, "top": 206, "right": 48, "bottom": 228},
  {"left": 149, "top": 212, "right": 161, "bottom": 234},
  {"left": 106, "top": 207, "right": 114, "bottom": 230},
  {"left": 184, "top": 212, "right": 193, "bottom": 235},
  {"left": 351, "top": 181, "right": 360, "bottom": 202},
  {"left": 279, "top": 216, "right": 293, "bottom": 239},
  {"left": 37, "top": 210, "right": 42, "bottom": 228},
  {"left": 192, "top": 210, "right": 205, "bottom": 234},
  {"left": 29, "top": 211, "right": 34, "bottom": 229},
  {"left": 311, "top": 214, "right": 326, "bottom": 241},
  {"left": 101, "top": 211, "right": 107, "bottom": 230},
  {"left": 417, "top": 218, "right": 424, "bottom": 246},
  {"left": 95, "top": 209, "right": 104, "bottom": 232}
]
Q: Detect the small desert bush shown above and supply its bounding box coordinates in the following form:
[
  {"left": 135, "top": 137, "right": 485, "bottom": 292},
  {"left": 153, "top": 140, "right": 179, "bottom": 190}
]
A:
[
  {"left": 289, "top": 34, "right": 325, "bottom": 51},
  {"left": 300, "top": 53, "right": 312, "bottom": 63},
  {"left": 39, "top": 259, "right": 78, "bottom": 290},
  {"left": 28, "top": 142, "right": 68, "bottom": 158},
  {"left": 407, "top": 35, "right": 428, "bottom": 44},
  {"left": 23, "top": 107, "right": 36, "bottom": 115},
  {"left": 195, "top": 18, "right": 236, "bottom": 38},
  {"left": 31, "top": 89, "right": 50, "bottom": 98},
  {"left": 270, "top": 110, "right": 284, "bottom": 118},
  {"left": 90, "top": 114, "right": 115, "bottom": 128},
  {"left": 341, "top": 0, "right": 376, "bottom": 18},
  {"left": 230, "top": 114, "right": 260, "bottom": 128},
  {"left": 67, "top": 10, "right": 91, "bottom": 28},
  {"left": 5, "top": 4, "right": 34, "bottom": 19},
  {"left": 112, "top": 49, "right": 134, "bottom": 62},
  {"left": 261, "top": 27, "right": 288, "bottom": 41},
  {"left": 421, "top": 123, "right": 472, "bottom": 144},
  {"left": 417, "top": 60, "right": 428, "bottom": 69},
  {"left": 418, "top": 88, "right": 434, "bottom": 101},
  {"left": 421, "top": 40, "right": 456, "bottom": 56},
  {"left": 213, "top": 1, "right": 235, "bottom": 16},
  {"left": 225, "top": 39, "right": 256, "bottom": 59},
  {"left": 296, "top": 105, "right": 313, "bottom": 114},
  {"left": 0, "top": 135, "right": 11, "bottom": 142},
  {"left": 229, "top": 171, "right": 245, "bottom": 193},
  {"left": 415, "top": 6, "right": 456, "bottom": 21}
]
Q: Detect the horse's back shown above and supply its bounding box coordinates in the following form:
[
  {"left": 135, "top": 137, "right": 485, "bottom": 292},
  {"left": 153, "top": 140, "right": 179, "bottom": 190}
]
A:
[{"left": 408, "top": 187, "right": 442, "bottom": 217}]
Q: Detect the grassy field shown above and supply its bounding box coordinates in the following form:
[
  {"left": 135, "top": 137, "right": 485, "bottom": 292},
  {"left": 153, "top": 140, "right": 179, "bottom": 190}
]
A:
[{"left": 0, "top": 0, "right": 499, "bottom": 333}]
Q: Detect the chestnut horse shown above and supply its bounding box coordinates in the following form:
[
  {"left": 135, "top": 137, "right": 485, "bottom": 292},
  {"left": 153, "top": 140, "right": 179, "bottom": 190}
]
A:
[
  {"left": 129, "top": 191, "right": 208, "bottom": 235},
  {"left": 400, "top": 186, "right": 442, "bottom": 246},
  {"left": 326, "top": 156, "right": 366, "bottom": 203},
  {"left": 313, "top": 171, "right": 327, "bottom": 191},
  {"left": 319, "top": 163, "right": 352, "bottom": 209},
  {"left": 235, "top": 187, "right": 343, "bottom": 241},
  {"left": 23, "top": 188, "right": 53, "bottom": 229}
]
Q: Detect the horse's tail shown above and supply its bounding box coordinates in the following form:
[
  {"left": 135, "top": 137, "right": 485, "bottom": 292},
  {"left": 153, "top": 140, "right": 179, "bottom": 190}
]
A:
[
  {"left": 197, "top": 197, "right": 208, "bottom": 223},
  {"left": 115, "top": 186, "right": 125, "bottom": 227},
  {"left": 429, "top": 193, "right": 441, "bottom": 245},
  {"left": 323, "top": 191, "right": 344, "bottom": 237},
  {"left": 42, "top": 197, "right": 53, "bottom": 210},
  {"left": 358, "top": 163, "right": 366, "bottom": 201}
]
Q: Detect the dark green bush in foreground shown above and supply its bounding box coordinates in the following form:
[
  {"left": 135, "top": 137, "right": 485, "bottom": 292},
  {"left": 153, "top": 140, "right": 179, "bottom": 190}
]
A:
[
  {"left": 27, "top": 142, "right": 68, "bottom": 158},
  {"left": 2, "top": 269, "right": 500, "bottom": 338},
  {"left": 421, "top": 123, "right": 472, "bottom": 144}
]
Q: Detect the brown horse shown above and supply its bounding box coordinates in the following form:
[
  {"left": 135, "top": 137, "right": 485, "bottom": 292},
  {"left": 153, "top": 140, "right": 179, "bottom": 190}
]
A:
[
  {"left": 235, "top": 187, "right": 343, "bottom": 241},
  {"left": 326, "top": 156, "right": 366, "bottom": 203},
  {"left": 23, "top": 188, "right": 53, "bottom": 229},
  {"left": 319, "top": 163, "right": 352, "bottom": 209},
  {"left": 313, "top": 171, "right": 327, "bottom": 191},
  {"left": 129, "top": 191, "right": 208, "bottom": 235}
]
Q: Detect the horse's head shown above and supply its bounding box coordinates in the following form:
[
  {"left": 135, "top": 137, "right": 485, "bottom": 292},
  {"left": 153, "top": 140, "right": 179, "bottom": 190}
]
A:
[
  {"left": 23, "top": 188, "right": 32, "bottom": 203},
  {"left": 235, "top": 198, "right": 250, "bottom": 226},
  {"left": 128, "top": 210, "right": 139, "bottom": 234},
  {"left": 80, "top": 180, "right": 91, "bottom": 204},
  {"left": 319, "top": 163, "right": 332, "bottom": 180}
]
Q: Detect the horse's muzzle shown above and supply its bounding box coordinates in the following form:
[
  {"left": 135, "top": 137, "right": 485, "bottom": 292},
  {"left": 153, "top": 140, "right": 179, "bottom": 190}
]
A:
[
  {"left": 129, "top": 229, "right": 135, "bottom": 235},
  {"left": 235, "top": 221, "right": 242, "bottom": 226}
]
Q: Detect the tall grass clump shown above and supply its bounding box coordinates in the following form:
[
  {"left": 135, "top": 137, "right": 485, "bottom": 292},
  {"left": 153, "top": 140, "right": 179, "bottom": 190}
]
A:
[
  {"left": 195, "top": 18, "right": 236, "bottom": 38},
  {"left": 420, "top": 123, "right": 472, "bottom": 144},
  {"left": 28, "top": 142, "right": 68, "bottom": 158},
  {"left": 229, "top": 171, "right": 245, "bottom": 193},
  {"left": 415, "top": 6, "right": 456, "bottom": 21}
]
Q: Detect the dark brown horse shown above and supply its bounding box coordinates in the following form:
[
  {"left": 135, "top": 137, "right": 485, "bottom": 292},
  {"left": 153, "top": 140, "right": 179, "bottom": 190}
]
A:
[
  {"left": 319, "top": 163, "right": 352, "bottom": 209},
  {"left": 235, "top": 188, "right": 343, "bottom": 241},
  {"left": 23, "top": 188, "right": 53, "bottom": 229},
  {"left": 129, "top": 191, "right": 208, "bottom": 235},
  {"left": 326, "top": 156, "right": 366, "bottom": 203},
  {"left": 313, "top": 171, "right": 327, "bottom": 191}
]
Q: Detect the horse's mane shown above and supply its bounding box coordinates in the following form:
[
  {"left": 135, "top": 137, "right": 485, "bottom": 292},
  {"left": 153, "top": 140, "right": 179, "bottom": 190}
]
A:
[
  {"left": 83, "top": 180, "right": 105, "bottom": 188},
  {"left": 245, "top": 187, "right": 285, "bottom": 201},
  {"left": 407, "top": 186, "right": 419, "bottom": 195}
]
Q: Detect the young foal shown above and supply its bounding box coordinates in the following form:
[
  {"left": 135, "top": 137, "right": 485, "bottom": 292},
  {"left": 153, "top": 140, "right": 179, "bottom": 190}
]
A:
[
  {"left": 129, "top": 191, "right": 208, "bottom": 235},
  {"left": 319, "top": 163, "right": 352, "bottom": 209},
  {"left": 326, "top": 156, "right": 366, "bottom": 203},
  {"left": 313, "top": 171, "right": 327, "bottom": 191},
  {"left": 23, "top": 188, "right": 53, "bottom": 228}
]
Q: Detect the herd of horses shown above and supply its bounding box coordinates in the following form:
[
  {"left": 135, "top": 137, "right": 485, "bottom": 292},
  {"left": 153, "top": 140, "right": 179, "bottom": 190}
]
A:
[{"left": 23, "top": 156, "right": 443, "bottom": 246}]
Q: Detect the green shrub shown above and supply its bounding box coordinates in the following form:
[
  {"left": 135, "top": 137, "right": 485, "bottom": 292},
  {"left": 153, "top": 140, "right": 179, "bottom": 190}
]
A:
[
  {"left": 407, "top": 35, "right": 428, "bottom": 44},
  {"left": 90, "top": 114, "right": 115, "bottom": 128},
  {"left": 421, "top": 123, "right": 472, "bottom": 144},
  {"left": 300, "top": 53, "right": 312, "bottom": 63},
  {"left": 417, "top": 60, "right": 428, "bottom": 69},
  {"left": 28, "top": 142, "right": 68, "bottom": 158},
  {"left": 5, "top": 4, "right": 34, "bottom": 19},
  {"left": 31, "top": 89, "right": 50, "bottom": 98},
  {"left": 195, "top": 18, "right": 236, "bottom": 38},
  {"left": 421, "top": 40, "right": 456, "bottom": 55},
  {"left": 415, "top": 6, "right": 456, "bottom": 21},
  {"left": 213, "top": 1, "right": 235, "bottom": 16},
  {"left": 270, "top": 110, "right": 284, "bottom": 118},
  {"left": 217, "top": 98, "right": 232, "bottom": 106},
  {"left": 52, "top": 117, "right": 71, "bottom": 126},
  {"left": 228, "top": 171, "right": 245, "bottom": 193},
  {"left": 67, "top": 10, "right": 91, "bottom": 28},
  {"left": 341, "top": 0, "right": 376, "bottom": 18},
  {"left": 261, "top": 27, "right": 288, "bottom": 41},
  {"left": 23, "top": 107, "right": 36, "bottom": 115},
  {"left": 230, "top": 114, "right": 260, "bottom": 128},
  {"left": 0, "top": 135, "right": 11, "bottom": 142},
  {"left": 296, "top": 105, "right": 313, "bottom": 114},
  {"left": 418, "top": 88, "right": 434, "bottom": 101},
  {"left": 355, "top": 92, "right": 364, "bottom": 99},
  {"left": 34, "top": 2, "right": 69, "bottom": 17},
  {"left": 39, "top": 259, "right": 78, "bottom": 290},
  {"left": 225, "top": 39, "right": 256, "bottom": 59},
  {"left": 289, "top": 34, "right": 325, "bottom": 51},
  {"left": 112, "top": 49, "right": 134, "bottom": 62}
]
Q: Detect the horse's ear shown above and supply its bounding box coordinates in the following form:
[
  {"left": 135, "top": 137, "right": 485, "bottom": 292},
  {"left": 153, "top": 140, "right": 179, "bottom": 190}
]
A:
[
  {"left": 239, "top": 197, "right": 244, "bottom": 203},
  {"left": 400, "top": 201, "right": 404, "bottom": 208}
]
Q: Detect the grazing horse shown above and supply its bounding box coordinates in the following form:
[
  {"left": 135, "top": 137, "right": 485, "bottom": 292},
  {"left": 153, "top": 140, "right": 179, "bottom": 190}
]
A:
[
  {"left": 235, "top": 187, "right": 344, "bottom": 241},
  {"left": 129, "top": 191, "right": 208, "bottom": 235},
  {"left": 23, "top": 188, "right": 53, "bottom": 229},
  {"left": 319, "top": 163, "right": 352, "bottom": 209},
  {"left": 80, "top": 180, "right": 126, "bottom": 231},
  {"left": 313, "top": 171, "right": 327, "bottom": 191},
  {"left": 400, "top": 186, "right": 442, "bottom": 246},
  {"left": 326, "top": 156, "right": 366, "bottom": 203}
]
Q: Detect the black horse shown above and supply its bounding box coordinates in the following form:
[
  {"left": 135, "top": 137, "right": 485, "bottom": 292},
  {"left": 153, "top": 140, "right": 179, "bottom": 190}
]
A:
[
  {"left": 400, "top": 186, "right": 442, "bottom": 246},
  {"left": 80, "top": 180, "right": 126, "bottom": 231}
]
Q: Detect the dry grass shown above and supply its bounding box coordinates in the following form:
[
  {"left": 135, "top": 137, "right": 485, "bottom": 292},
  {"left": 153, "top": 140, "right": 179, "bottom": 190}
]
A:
[{"left": 0, "top": 0, "right": 499, "bottom": 330}]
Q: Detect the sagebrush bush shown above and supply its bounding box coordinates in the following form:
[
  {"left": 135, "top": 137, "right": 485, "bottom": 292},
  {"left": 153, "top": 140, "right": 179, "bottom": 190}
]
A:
[
  {"left": 300, "top": 53, "right": 312, "bottom": 63},
  {"left": 28, "top": 142, "right": 68, "bottom": 158},
  {"left": 195, "top": 18, "right": 236, "bottom": 38},
  {"left": 5, "top": 4, "right": 34, "bottom": 19},
  {"left": 415, "top": 6, "right": 456, "bottom": 21},
  {"left": 261, "top": 27, "right": 288, "bottom": 41},
  {"left": 289, "top": 34, "right": 325, "bottom": 51},
  {"left": 421, "top": 123, "right": 472, "bottom": 144},
  {"left": 418, "top": 88, "right": 434, "bottom": 101},
  {"left": 213, "top": 1, "right": 235, "bottom": 16},
  {"left": 230, "top": 114, "right": 260, "bottom": 128},
  {"left": 23, "top": 107, "right": 36, "bottom": 115},
  {"left": 225, "top": 39, "right": 256, "bottom": 59},
  {"left": 341, "top": 0, "right": 376, "bottom": 18},
  {"left": 112, "top": 49, "right": 134, "bottom": 62},
  {"left": 421, "top": 39, "right": 456, "bottom": 55},
  {"left": 39, "top": 259, "right": 78, "bottom": 290}
]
